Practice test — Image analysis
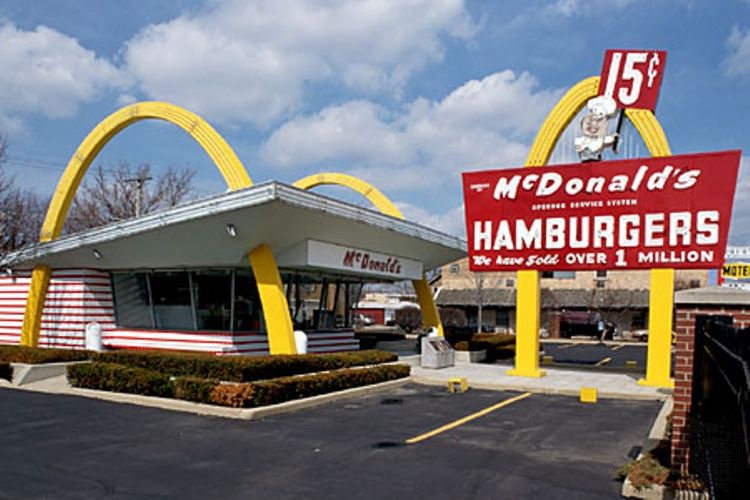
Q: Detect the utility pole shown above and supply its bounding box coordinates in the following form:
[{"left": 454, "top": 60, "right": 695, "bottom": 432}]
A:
[{"left": 124, "top": 174, "right": 153, "bottom": 217}]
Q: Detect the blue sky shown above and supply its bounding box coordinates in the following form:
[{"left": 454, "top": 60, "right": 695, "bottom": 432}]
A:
[{"left": 0, "top": 0, "right": 748, "bottom": 243}]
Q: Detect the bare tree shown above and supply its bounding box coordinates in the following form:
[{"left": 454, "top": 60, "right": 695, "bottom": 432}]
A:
[
  {"left": 66, "top": 162, "right": 195, "bottom": 233},
  {"left": 0, "top": 134, "right": 46, "bottom": 253}
]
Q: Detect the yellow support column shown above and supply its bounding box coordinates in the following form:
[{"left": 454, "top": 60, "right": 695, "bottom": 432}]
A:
[
  {"left": 248, "top": 244, "right": 297, "bottom": 355},
  {"left": 21, "top": 101, "right": 254, "bottom": 348},
  {"left": 413, "top": 277, "right": 444, "bottom": 336},
  {"left": 508, "top": 270, "right": 545, "bottom": 377},
  {"left": 294, "top": 172, "right": 447, "bottom": 338},
  {"left": 20, "top": 265, "right": 51, "bottom": 347},
  {"left": 639, "top": 268, "right": 675, "bottom": 387}
]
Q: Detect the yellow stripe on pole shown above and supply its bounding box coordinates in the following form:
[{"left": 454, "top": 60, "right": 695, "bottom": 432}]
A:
[{"left": 405, "top": 392, "right": 532, "bottom": 445}]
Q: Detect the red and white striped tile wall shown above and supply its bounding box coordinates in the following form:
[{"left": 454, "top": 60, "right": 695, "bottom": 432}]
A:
[{"left": 0, "top": 269, "right": 359, "bottom": 355}]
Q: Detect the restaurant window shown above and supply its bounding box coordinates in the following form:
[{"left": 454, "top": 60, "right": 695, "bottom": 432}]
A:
[
  {"left": 112, "top": 273, "right": 153, "bottom": 328},
  {"left": 234, "top": 269, "right": 264, "bottom": 333},
  {"left": 193, "top": 270, "right": 232, "bottom": 331},
  {"left": 150, "top": 271, "right": 194, "bottom": 330},
  {"left": 111, "top": 269, "right": 266, "bottom": 333}
]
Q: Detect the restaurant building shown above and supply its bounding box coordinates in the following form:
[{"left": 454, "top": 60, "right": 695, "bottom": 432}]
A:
[
  {"left": 0, "top": 181, "right": 464, "bottom": 355},
  {"left": 0, "top": 100, "right": 465, "bottom": 357}
]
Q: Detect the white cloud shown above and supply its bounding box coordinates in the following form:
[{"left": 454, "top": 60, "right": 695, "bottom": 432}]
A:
[
  {"left": 730, "top": 155, "right": 750, "bottom": 244},
  {"left": 543, "top": 0, "right": 640, "bottom": 18},
  {"left": 0, "top": 23, "right": 125, "bottom": 132},
  {"left": 397, "top": 201, "right": 465, "bottom": 237},
  {"left": 124, "top": 0, "right": 474, "bottom": 127},
  {"left": 262, "top": 70, "right": 562, "bottom": 190},
  {"left": 724, "top": 26, "right": 750, "bottom": 78}
]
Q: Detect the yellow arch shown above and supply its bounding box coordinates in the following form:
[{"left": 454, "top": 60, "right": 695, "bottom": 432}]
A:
[
  {"left": 511, "top": 76, "right": 674, "bottom": 388},
  {"left": 21, "top": 101, "right": 296, "bottom": 355},
  {"left": 293, "top": 172, "right": 444, "bottom": 336}
]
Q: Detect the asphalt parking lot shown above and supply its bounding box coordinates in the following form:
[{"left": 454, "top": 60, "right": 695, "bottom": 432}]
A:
[
  {"left": 0, "top": 384, "right": 661, "bottom": 499},
  {"left": 540, "top": 341, "right": 651, "bottom": 372}
]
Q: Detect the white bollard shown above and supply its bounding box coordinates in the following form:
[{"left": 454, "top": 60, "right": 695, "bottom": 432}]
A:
[
  {"left": 294, "top": 330, "right": 308, "bottom": 354},
  {"left": 85, "top": 321, "right": 103, "bottom": 351}
]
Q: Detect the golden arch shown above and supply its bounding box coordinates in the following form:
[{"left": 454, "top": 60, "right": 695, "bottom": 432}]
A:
[
  {"left": 20, "top": 101, "right": 296, "bottom": 355},
  {"left": 510, "top": 76, "right": 674, "bottom": 387},
  {"left": 293, "top": 173, "right": 444, "bottom": 336}
]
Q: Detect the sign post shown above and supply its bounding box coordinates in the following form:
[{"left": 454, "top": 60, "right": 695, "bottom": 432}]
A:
[{"left": 463, "top": 147, "right": 740, "bottom": 382}]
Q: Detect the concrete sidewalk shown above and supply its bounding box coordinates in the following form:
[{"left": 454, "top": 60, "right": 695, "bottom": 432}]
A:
[{"left": 405, "top": 357, "right": 671, "bottom": 401}]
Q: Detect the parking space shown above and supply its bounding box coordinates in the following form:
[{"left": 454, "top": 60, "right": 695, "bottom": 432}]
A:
[
  {"left": 541, "top": 341, "right": 651, "bottom": 372},
  {"left": 0, "top": 384, "right": 660, "bottom": 498}
]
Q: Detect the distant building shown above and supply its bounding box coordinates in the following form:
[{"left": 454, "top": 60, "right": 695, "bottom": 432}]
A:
[{"left": 432, "top": 257, "right": 709, "bottom": 337}]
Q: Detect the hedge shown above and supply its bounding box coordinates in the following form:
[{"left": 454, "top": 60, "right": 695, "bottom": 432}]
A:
[
  {"left": 216, "top": 364, "right": 411, "bottom": 408},
  {"left": 68, "top": 362, "right": 410, "bottom": 407},
  {"left": 67, "top": 362, "right": 174, "bottom": 398},
  {"left": 451, "top": 334, "right": 516, "bottom": 360},
  {"left": 469, "top": 334, "right": 515, "bottom": 348},
  {"left": 93, "top": 349, "right": 397, "bottom": 382},
  {"left": 0, "top": 362, "right": 11, "bottom": 381},
  {"left": 0, "top": 345, "right": 91, "bottom": 364}
]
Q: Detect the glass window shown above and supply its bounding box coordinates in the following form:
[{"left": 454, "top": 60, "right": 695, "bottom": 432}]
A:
[
  {"left": 596, "top": 270, "right": 608, "bottom": 279},
  {"left": 233, "top": 269, "right": 264, "bottom": 333},
  {"left": 112, "top": 273, "right": 153, "bottom": 328},
  {"left": 542, "top": 271, "right": 575, "bottom": 279},
  {"left": 193, "top": 270, "right": 232, "bottom": 331},
  {"left": 555, "top": 271, "right": 576, "bottom": 279},
  {"left": 150, "top": 271, "right": 194, "bottom": 330}
]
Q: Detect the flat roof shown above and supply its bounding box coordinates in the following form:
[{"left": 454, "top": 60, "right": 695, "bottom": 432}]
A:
[
  {"left": 0, "top": 182, "right": 466, "bottom": 276},
  {"left": 674, "top": 286, "right": 750, "bottom": 305}
]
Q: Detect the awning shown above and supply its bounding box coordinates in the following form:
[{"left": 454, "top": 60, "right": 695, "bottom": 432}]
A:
[{"left": 1, "top": 182, "right": 466, "bottom": 277}]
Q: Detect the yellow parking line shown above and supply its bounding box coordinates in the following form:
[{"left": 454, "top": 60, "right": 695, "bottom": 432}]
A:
[
  {"left": 595, "top": 357, "right": 612, "bottom": 367},
  {"left": 611, "top": 344, "right": 625, "bottom": 351},
  {"left": 405, "top": 392, "right": 532, "bottom": 445},
  {"left": 559, "top": 342, "right": 581, "bottom": 350}
]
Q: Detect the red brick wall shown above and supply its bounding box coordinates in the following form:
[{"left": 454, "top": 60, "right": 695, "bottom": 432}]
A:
[{"left": 671, "top": 304, "right": 750, "bottom": 472}]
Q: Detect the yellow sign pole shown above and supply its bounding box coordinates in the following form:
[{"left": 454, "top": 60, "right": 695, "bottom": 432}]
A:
[
  {"left": 507, "top": 79, "right": 675, "bottom": 388},
  {"left": 507, "top": 270, "right": 545, "bottom": 377},
  {"left": 639, "top": 269, "right": 675, "bottom": 387}
]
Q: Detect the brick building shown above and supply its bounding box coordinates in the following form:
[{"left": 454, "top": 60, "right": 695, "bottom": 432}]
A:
[
  {"left": 433, "top": 257, "right": 709, "bottom": 337},
  {"left": 670, "top": 286, "right": 750, "bottom": 472}
]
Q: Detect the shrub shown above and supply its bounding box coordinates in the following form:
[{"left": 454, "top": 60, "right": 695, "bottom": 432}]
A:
[
  {"left": 0, "top": 362, "right": 11, "bottom": 381},
  {"left": 67, "top": 361, "right": 409, "bottom": 409},
  {"left": 453, "top": 341, "right": 470, "bottom": 351},
  {"left": 67, "top": 362, "right": 174, "bottom": 398},
  {"left": 174, "top": 377, "right": 219, "bottom": 404},
  {"left": 94, "top": 349, "right": 397, "bottom": 382},
  {"left": 468, "top": 334, "right": 516, "bottom": 361},
  {"left": 211, "top": 383, "right": 254, "bottom": 408},
  {"left": 0, "top": 345, "right": 91, "bottom": 364},
  {"left": 617, "top": 454, "right": 669, "bottom": 489},
  {"left": 213, "top": 364, "right": 411, "bottom": 408},
  {"left": 470, "top": 334, "right": 515, "bottom": 347}
]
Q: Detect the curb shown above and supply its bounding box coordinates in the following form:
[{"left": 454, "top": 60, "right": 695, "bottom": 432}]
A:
[
  {"left": 410, "top": 375, "right": 670, "bottom": 401},
  {"left": 6, "top": 375, "right": 411, "bottom": 420},
  {"left": 649, "top": 397, "right": 674, "bottom": 440}
]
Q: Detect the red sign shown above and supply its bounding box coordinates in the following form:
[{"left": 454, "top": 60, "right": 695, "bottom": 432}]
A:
[
  {"left": 598, "top": 49, "right": 667, "bottom": 111},
  {"left": 462, "top": 150, "right": 741, "bottom": 272}
]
